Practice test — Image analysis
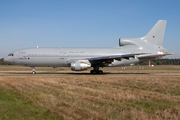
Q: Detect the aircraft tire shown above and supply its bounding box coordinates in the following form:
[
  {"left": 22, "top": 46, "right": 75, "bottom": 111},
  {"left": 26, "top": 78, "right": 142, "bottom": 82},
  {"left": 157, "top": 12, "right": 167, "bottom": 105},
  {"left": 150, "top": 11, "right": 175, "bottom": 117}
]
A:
[
  {"left": 90, "top": 70, "right": 103, "bottom": 74},
  {"left": 90, "top": 70, "right": 97, "bottom": 74},
  {"left": 92, "top": 70, "right": 97, "bottom": 74},
  {"left": 32, "top": 71, "right": 36, "bottom": 75},
  {"left": 99, "top": 70, "right": 103, "bottom": 74}
]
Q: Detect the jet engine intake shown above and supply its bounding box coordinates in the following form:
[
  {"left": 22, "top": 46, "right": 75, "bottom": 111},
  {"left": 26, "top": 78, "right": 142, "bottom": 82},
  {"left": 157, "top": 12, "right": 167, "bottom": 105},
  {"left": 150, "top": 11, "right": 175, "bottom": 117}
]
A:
[
  {"left": 71, "top": 61, "right": 91, "bottom": 71},
  {"left": 119, "top": 38, "right": 138, "bottom": 46}
]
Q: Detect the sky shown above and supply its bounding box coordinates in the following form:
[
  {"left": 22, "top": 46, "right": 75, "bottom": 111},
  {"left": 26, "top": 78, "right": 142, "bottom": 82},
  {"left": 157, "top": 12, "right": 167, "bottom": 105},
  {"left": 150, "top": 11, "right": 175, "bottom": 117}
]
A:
[{"left": 0, "top": 0, "right": 180, "bottom": 58}]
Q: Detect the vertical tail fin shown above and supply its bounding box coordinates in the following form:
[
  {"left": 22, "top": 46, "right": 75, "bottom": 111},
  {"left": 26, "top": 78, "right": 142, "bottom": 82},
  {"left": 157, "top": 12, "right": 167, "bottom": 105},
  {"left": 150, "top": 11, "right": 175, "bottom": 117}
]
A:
[{"left": 143, "top": 20, "right": 167, "bottom": 46}]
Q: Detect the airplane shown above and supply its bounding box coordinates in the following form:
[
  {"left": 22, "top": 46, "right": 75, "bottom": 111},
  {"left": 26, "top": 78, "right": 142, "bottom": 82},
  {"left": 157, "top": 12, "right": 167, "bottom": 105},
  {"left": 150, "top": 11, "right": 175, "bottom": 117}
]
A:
[{"left": 4, "top": 20, "right": 173, "bottom": 74}]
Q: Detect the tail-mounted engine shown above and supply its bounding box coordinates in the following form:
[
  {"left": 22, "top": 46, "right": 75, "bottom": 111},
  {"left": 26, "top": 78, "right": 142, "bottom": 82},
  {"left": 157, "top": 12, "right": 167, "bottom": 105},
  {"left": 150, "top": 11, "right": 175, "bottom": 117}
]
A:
[
  {"left": 71, "top": 61, "right": 91, "bottom": 71},
  {"left": 119, "top": 38, "right": 139, "bottom": 47}
]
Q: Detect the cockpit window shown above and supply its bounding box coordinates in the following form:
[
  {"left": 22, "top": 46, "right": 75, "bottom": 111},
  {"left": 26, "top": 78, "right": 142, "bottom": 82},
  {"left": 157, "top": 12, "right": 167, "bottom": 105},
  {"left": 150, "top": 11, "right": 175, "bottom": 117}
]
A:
[{"left": 8, "top": 53, "right": 14, "bottom": 56}]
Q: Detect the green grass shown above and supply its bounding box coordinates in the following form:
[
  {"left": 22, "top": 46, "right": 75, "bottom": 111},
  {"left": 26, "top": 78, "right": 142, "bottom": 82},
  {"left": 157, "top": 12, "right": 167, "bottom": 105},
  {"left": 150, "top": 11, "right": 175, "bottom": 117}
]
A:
[
  {"left": 0, "top": 87, "right": 60, "bottom": 120},
  {"left": 0, "top": 66, "right": 180, "bottom": 119},
  {"left": 127, "top": 99, "right": 177, "bottom": 114}
]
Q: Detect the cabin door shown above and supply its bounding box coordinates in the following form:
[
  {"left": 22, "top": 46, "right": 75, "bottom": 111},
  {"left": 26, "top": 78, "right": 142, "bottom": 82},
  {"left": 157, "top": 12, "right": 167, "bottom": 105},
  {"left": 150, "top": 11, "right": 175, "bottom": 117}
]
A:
[{"left": 19, "top": 52, "right": 25, "bottom": 59}]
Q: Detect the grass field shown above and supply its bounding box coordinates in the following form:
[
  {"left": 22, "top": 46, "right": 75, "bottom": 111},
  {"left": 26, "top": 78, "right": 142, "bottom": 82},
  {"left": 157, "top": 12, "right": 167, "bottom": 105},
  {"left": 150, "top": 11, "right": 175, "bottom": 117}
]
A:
[{"left": 0, "top": 65, "right": 180, "bottom": 120}]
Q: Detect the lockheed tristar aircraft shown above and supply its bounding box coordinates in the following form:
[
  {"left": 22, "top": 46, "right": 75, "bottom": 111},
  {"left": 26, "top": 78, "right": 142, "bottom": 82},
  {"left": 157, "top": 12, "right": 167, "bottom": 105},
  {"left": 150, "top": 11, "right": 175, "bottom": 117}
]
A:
[{"left": 4, "top": 20, "right": 173, "bottom": 74}]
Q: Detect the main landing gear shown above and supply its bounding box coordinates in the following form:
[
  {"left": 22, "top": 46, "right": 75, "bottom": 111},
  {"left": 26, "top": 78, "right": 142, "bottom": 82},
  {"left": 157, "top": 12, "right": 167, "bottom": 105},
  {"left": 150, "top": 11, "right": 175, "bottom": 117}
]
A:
[
  {"left": 90, "top": 66, "right": 104, "bottom": 74},
  {"left": 90, "top": 70, "right": 103, "bottom": 74},
  {"left": 31, "top": 67, "right": 36, "bottom": 74}
]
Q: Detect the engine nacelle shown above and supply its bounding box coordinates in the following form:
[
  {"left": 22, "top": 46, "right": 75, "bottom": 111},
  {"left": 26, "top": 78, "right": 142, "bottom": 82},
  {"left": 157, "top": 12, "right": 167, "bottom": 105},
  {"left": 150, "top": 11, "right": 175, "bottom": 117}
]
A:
[
  {"left": 71, "top": 61, "right": 91, "bottom": 71},
  {"left": 119, "top": 38, "right": 138, "bottom": 46}
]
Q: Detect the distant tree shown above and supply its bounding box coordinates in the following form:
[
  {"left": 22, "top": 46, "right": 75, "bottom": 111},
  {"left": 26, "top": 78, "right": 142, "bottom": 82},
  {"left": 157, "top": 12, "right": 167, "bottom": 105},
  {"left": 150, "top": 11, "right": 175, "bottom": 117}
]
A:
[
  {"left": 0, "top": 59, "right": 9, "bottom": 65},
  {"left": 138, "top": 59, "right": 180, "bottom": 65}
]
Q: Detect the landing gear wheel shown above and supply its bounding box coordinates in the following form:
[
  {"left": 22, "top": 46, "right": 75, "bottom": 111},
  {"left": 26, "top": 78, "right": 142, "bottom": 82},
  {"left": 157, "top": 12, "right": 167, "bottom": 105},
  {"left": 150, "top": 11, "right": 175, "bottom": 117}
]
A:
[
  {"left": 92, "top": 70, "right": 97, "bottom": 74},
  {"left": 90, "top": 70, "right": 97, "bottom": 74},
  {"left": 90, "top": 70, "right": 103, "bottom": 74},
  {"left": 99, "top": 70, "right": 103, "bottom": 74},
  {"left": 31, "top": 67, "right": 36, "bottom": 75},
  {"left": 32, "top": 71, "right": 36, "bottom": 75}
]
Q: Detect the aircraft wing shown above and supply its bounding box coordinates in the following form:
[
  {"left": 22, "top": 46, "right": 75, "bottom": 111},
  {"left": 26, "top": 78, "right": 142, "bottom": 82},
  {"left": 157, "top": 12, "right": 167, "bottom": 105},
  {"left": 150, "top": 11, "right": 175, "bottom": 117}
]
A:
[
  {"left": 67, "top": 53, "right": 145, "bottom": 65},
  {"left": 88, "top": 53, "right": 145, "bottom": 62}
]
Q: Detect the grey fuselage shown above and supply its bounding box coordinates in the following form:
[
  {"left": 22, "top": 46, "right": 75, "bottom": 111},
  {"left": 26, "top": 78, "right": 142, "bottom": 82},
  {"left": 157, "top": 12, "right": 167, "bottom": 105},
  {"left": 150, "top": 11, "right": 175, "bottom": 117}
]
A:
[{"left": 4, "top": 45, "right": 166, "bottom": 68}]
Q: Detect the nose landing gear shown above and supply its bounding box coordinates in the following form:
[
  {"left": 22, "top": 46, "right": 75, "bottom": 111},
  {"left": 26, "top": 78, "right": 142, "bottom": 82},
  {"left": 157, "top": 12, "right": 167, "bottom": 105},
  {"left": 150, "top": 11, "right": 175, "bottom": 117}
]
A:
[
  {"left": 31, "top": 67, "right": 36, "bottom": 74},
  {"left": 32, "top": 71, "right": 36, "bottom": 74}
]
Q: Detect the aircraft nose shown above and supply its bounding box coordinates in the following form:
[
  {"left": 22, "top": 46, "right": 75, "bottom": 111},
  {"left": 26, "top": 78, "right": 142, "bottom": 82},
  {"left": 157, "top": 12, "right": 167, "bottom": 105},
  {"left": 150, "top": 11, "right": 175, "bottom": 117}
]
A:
[
  {"left": 3, "top": 57, "right": 13, "bottom": 64},
  {"left": 3, "top": 57, "right": 8, "bottom": 63}
]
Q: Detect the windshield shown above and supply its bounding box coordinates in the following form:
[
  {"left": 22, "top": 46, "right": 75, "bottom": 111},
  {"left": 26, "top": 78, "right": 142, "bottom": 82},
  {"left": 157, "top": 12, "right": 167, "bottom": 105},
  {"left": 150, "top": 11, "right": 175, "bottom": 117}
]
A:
[{"left": 8, "top": 53, "right": 14, "bottom": 56}]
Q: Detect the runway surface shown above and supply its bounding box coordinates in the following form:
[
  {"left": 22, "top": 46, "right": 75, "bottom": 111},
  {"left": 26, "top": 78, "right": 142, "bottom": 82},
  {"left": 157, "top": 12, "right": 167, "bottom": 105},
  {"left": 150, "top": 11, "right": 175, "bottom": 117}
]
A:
[{"left": 0, "top": 72, "right": 180, "bottom": 76}]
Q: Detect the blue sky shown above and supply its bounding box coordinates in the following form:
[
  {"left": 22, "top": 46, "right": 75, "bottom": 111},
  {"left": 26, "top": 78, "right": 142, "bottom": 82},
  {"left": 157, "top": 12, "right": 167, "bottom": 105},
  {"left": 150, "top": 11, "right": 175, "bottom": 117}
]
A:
[{"left": 0, "top": 0, "right": 180, "bottom": 58}]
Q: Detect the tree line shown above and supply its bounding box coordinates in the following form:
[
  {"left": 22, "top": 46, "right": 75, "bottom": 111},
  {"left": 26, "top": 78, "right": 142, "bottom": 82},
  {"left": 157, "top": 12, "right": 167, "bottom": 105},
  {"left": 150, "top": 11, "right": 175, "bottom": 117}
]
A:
[
  {"left": 0, "top": 59, "right": 9, "bottom": 65},
  {"left": 139, "top": 59, "right": 180, "bottom": 65},
  {"left": 0, "top": 58, "right": 180, "bottom": 65}
]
